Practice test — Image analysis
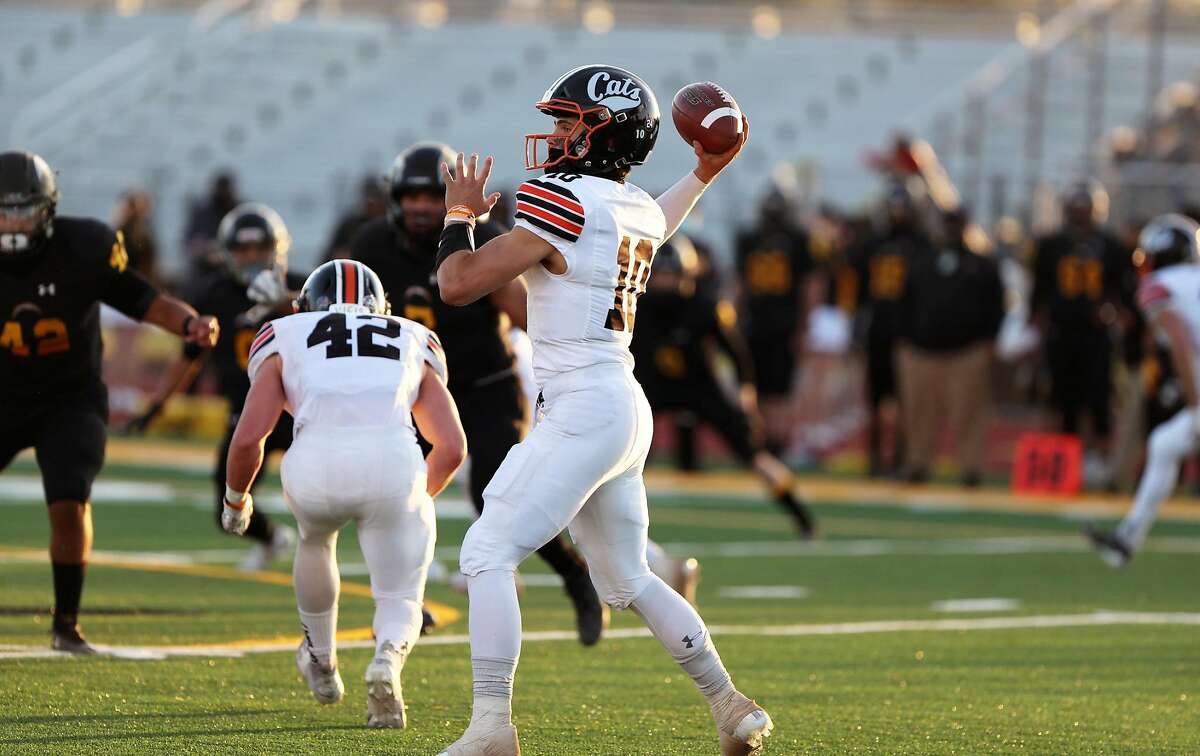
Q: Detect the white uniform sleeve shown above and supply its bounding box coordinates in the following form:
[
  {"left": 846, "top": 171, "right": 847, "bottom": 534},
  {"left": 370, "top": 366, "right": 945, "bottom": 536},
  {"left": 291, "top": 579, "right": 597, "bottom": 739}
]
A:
[
  {"left": 416, "top": 325, "right": 449, "bottom": 384},
  {"left": 513, "top": 176, "right": 586, "bottom": 266},
  {"left": 247, "top": 319, "right": 283, "bottom": 382},
  {"left": 655, "top": 171, "right": 708, "bottom": 242}
]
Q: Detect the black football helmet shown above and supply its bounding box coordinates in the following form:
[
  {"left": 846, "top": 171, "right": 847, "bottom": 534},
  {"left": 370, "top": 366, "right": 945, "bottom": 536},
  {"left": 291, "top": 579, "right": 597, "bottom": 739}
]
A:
[
  {"left": 1062, "top": 178, "right": 1109, "bottom": 225},
  {"left": 525, "top": 64, "right": 660, "bottom": 177},
  {"left": 0, "top": 151, "right": 58, "bottom": 262},
  {"left": 217, "top": 203, "right": 290, "bottom": 285},
  {"left": 388, "top": 142, "right": 457, "bottom": 228},
  {"left": 295, "top": 259, "right": 389, "bottom": 315},
  {"left": 1134, "top": 213, "right": 1200, "bottom": 271}
]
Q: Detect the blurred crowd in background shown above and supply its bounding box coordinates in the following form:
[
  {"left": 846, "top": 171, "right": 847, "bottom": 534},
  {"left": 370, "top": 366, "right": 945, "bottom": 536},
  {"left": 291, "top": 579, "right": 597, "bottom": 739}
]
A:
[{"left": 102, "top": 104, "right": 1200, "bottom": 494}]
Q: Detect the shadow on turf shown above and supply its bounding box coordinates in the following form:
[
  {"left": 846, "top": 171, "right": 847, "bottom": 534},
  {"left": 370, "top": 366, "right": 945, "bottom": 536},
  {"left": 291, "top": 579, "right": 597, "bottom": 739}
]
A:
[
  {"left": 0, "top": 723, "right": 364, "bottom": 746},
  {"left": 0, "top": 710, "right": 287, "bottom": 726},
  {"left": 0, "top": 606, "right": 203, "bottom": 617}
]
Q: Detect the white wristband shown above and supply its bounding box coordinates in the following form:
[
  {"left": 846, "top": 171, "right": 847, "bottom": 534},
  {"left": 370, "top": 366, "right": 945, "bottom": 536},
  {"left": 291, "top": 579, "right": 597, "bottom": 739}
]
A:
[{"left": 225, "top": 484, "right": 248, "bottom": 506}]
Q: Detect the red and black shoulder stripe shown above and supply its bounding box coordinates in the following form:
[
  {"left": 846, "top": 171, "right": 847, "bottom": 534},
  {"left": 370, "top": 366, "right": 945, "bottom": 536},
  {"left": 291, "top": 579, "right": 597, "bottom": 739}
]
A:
[
  {"left": 249, "top": 322, "right": 275, "bottom": 359},
  {"left": 426, "top": 330, "right": 444, "bottom": 356},
  {"left": 1137, "top": 278, "right": 1172, "bottom": 314},
  {"left": 515, "top": 178, "right": 584, "bottom": 243}
]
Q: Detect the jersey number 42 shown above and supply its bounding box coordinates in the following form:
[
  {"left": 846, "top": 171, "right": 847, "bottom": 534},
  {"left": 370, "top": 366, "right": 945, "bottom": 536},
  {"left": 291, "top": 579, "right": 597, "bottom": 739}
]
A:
[{"left": 307, "top": 313, "right": 402, "bottom": 360}]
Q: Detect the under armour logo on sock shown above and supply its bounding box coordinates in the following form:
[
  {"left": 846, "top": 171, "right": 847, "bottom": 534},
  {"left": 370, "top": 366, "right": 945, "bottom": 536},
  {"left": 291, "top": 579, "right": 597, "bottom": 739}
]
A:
[{"left": 681, "top": 628, "right": 706, "bottom": 649}]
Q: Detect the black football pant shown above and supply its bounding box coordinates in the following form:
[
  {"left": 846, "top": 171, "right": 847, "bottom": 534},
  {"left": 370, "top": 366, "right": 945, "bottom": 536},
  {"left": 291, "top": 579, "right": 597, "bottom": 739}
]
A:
[
  {"left": 1048, "top": 330, "right": 1112, "bottom": 439},
  {"left": 865, "top": 333, "right": 903, "bottom": 473},
  {"left": 0, "top": 382, "right": 108, "bottom": 504},
  {"left": 649, "top": 377, "right": 761, "bottom": 465},
  {"left": 455, "top": 375, "right": 589, "bottom": 583},
  {"left": 214, "top": 411, "right": 294, "bottom": 544}
]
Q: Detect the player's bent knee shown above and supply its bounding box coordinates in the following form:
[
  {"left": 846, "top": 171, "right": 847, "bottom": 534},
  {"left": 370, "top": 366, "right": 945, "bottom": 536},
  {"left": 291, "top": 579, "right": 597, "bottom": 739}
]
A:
[
  {"left": 591, "top": 571, "right": 653, "bottom": 610},
  {"left": 459, "top": 517, "right": 515, "bottom": 577},
  {"left": 1149, "top": 420, "right": 1190, "bottom": 461}
]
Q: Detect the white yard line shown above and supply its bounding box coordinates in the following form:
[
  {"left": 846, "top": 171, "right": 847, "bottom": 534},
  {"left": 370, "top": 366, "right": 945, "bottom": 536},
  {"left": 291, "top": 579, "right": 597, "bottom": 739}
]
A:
[
  {"left": 2, "top": 611, "right": 1197, "bottom": 661},
  {"left": 5, "top": 533, "right": 1200, "bottom": 571}
]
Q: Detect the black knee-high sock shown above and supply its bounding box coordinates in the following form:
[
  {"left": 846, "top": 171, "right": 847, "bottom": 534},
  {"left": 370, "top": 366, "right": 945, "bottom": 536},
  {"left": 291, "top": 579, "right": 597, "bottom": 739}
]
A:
[
  {"left": 536, "top": 535, "right": 588, "bottom": 583},
  {"left": 51, "top": 562, "right": 85, "bottom": 629},
  {"left": 774, "top": 489, "right": 815, "bottom": 535}
]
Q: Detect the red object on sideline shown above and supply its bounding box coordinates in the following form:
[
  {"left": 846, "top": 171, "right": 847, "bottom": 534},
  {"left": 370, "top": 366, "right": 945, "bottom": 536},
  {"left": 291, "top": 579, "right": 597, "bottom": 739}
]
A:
[{"left": 1011, "top": 433, "right": 1083, "bottom": 495}]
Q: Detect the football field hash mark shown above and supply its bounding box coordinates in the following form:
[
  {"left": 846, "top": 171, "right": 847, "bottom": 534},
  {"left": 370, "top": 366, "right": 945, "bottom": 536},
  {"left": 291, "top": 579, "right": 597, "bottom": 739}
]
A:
[
  {"left": 930, "top": 598, "right": 1021, "bottom": 613},
  {"left": 718, "top": 586, "right": 810, "bottom": 599}
]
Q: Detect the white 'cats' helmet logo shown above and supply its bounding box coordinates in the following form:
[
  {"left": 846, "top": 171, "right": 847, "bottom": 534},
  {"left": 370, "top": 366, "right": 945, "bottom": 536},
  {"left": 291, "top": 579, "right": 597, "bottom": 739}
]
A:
[{"left": 587, "top": 71, "right": 642, "bottom": 112}]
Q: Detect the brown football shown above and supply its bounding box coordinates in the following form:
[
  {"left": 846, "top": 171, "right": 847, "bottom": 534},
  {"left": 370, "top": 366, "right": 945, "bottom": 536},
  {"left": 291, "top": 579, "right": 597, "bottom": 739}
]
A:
[{"left": 671, "top": 81, "right": 743, "bottom": 154}]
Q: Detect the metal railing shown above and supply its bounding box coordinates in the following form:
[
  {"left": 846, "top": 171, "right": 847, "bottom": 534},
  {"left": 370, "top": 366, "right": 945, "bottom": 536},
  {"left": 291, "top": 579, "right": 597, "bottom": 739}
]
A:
[{"left": 904, "top": 0, "right": 1200, "bottom": 230}]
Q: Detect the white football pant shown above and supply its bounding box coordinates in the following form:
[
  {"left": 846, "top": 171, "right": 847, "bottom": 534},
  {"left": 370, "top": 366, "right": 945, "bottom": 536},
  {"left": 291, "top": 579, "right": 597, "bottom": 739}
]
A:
[
  {"left": 460, "top": 363, "right": 655, "bottom": 608},
  {"left": 282, "top": 428, "right": 435, "bottom": 657},
  {"left": 1119, "top": 407, "right": 1197, "bottom": 550}
]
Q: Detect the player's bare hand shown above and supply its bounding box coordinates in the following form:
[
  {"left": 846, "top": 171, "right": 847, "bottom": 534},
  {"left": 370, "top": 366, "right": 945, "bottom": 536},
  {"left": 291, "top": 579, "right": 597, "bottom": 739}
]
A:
[
  {"left": 693, "top": 114, "right": 749, "bottom": 184},
  {"left": 187, "top": 315, "right": 219, "bottom": 347},
  {"left": 442, "top": 153, "right": 502, "bottom": 218}
]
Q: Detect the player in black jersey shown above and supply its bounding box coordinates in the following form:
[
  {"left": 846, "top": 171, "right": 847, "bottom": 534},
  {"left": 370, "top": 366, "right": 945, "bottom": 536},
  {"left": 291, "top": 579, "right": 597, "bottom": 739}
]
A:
[
  {"left": 350, "top": 143, "right": 606, "bottom": 645},
  {"left": 734, "top": 187, "right": 812, "bottom": 455},
  {"left": 0, "top": 151, "right": 219, "bottom": 653},
  {"left": 1031, "top": 181, "right": 1136, "bottom": 483},
  {"left": 132, "top": 204, "right": 305, "bottom": 570},
  {"left": 846, "top": 184, "right": 933, "bottom": 476},
  {"left": 632, "top": 235, "right": 817, "bottom": 538}
]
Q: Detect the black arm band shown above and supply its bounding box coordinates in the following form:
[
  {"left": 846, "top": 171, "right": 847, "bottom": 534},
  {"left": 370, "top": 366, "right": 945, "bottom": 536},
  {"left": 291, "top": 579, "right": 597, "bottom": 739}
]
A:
[
  {"left": 436, "top": 222, "right": 475, "bottom": 272},
  {"left": 180, "top": 315, "right": 193, "bottom": 337}
]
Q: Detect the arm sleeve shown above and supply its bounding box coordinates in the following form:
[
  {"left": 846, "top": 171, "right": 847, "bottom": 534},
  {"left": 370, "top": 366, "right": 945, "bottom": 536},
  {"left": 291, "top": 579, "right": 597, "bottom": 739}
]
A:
[
  {"left": 247, "top": 320, "right": 283, "bottom": 382},
  {"left": 97, "top": 227, "right": 159, "bottom": 319},
  {"left": 655, "top": 172, "right": 708, "bottom": 242},
  {"left": 416, "top": 325, "right": 449, "bottom": 384},
  {"left": 513, "top": 177, "right": 585, "bottom": 263}
]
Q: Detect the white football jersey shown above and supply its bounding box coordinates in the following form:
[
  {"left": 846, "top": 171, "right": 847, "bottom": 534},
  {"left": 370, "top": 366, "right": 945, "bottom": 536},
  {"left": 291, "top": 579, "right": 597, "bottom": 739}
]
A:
[
  {"left": 514, "top": 172, "right": 667, "bottom": 386},
  {"left": 1139, "top": 264, "right": 1200, "bottom": 383},
  {"left": 246, "top": 310, "right": 447, "bottom": 435}
]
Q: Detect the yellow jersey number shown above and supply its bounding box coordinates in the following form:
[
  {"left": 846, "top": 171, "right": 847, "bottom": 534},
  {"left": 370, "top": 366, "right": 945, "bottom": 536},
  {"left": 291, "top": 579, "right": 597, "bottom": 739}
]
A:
[
  {"left": 869, "top": 254, "right": 907, "bottom": 301},
  {"left": 0, "top": 318, "right": 70, "bottom": 357},
  {"left": 745, "top": 250, "right": 793, "bottom": 296},
  {"left": 1056, "top": 256, "right": 1104, "bottom": 300},
  {"left": 404, "top": 304, "right": 437, "bottom": 330}
]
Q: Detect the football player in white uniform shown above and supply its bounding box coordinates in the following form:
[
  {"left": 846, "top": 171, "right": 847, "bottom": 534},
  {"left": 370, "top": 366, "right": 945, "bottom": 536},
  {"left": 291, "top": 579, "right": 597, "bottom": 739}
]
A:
[
  {"left": 432, "top": 65, "right": 771, "bottom": 756},
  {"left": 222, "top": 259, "right": 466, "bottom": 728},
  {"left": 1086, "top": 214, "right": 1200, "bottom": 567}
]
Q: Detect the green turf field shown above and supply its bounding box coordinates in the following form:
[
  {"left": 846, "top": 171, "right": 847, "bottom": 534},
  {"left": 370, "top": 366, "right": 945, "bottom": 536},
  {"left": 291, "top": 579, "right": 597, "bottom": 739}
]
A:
[{"left": 2, "top": 451, "right": 1199, "bottom": 754}]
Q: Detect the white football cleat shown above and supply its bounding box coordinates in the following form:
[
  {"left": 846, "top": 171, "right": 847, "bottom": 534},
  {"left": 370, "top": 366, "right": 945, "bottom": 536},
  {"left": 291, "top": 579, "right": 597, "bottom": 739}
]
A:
[
  {"left": 238, "top": 524, "right": 296, "bottom": 572},
  {"left": 437, "top": 717, "right": 521, "bottom": 756},
  {"left": 712, "top": 691, "right": 773, "bottom": 756},
  {"left": 296, "top": 642, "right": 344, "bottom": 705},
  {"left": 365, "top": 642, "right": 407, "bottom": 728}
]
